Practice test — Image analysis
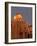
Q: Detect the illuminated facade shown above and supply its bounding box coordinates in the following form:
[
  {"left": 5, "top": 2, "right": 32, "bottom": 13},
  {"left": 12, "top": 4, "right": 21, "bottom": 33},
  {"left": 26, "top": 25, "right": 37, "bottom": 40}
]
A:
[{"left": 11, "top": 13, "right": 32, "bottom": 39}]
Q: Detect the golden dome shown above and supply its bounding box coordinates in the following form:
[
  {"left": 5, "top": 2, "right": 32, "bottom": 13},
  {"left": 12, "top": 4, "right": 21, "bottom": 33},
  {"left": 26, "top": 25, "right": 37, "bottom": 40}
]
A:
[{"left": 14, "top": 14, "right": 22, "bottom": 20}]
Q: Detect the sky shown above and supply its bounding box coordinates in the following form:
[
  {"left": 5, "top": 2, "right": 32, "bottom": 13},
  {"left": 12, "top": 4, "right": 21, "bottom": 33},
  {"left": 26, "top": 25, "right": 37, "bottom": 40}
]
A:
[{"left": 11, "top": 7, "right": 32, "bottom": 24}]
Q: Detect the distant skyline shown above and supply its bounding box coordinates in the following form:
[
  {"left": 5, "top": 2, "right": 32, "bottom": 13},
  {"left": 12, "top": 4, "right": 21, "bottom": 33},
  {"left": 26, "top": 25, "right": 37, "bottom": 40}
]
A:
[{"left": 11, "top": 7, "right": 32, "bottom": 24}]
